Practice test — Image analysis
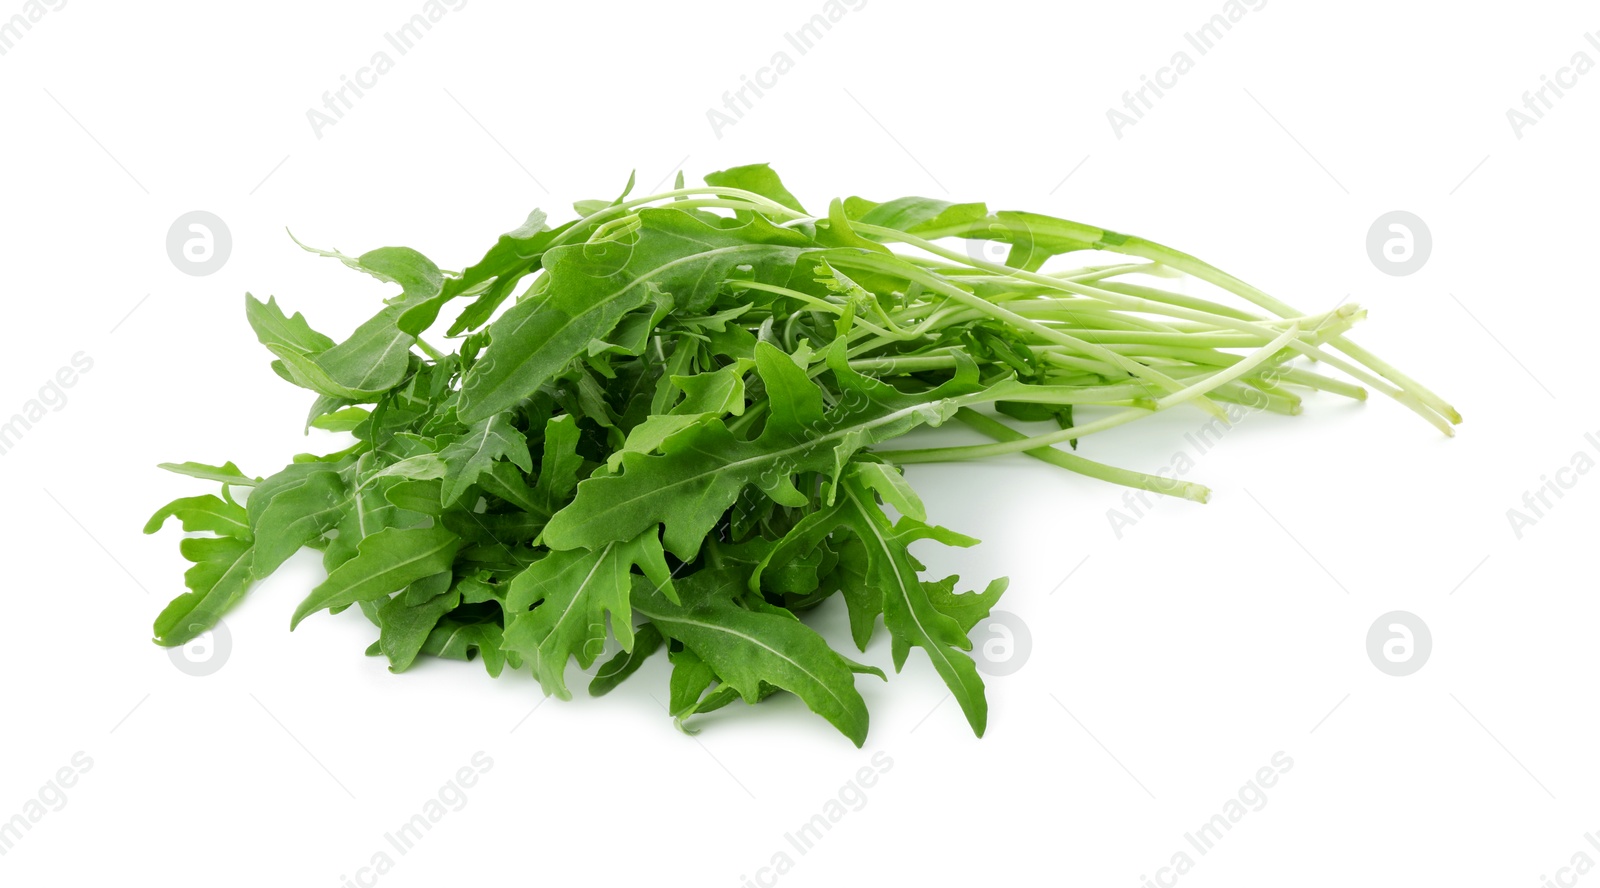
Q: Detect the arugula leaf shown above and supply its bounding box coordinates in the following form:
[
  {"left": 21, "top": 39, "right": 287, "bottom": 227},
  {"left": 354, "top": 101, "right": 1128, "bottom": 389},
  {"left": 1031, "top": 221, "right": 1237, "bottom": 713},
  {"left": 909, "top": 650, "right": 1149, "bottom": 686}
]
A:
[
  {"left": 309, "top": 406, "right": 370, "bottom": 433},
  {"left": 632, "top": 569, "right": 875, "bottom": 746},
  {"left": 313, "top": 306, "right": 415, "bottom": 395},
  {"left": 421, "top": 620, "right": 509, "bottom": 677},
  {"left": 428, "top": 209, "right": 566, "bottom": 337},
  {"left": 457, "top": 208, "right": 814, "bottom": 423},
  {"left": 251, "top": 469, "right": 345, "bottom": 576},
  {"left": 532, "top": 414, "right": 582, "bottom": 514},
  {"left": 667, "top": 645, "right": 718, "bottom": 717},
  {"left": 323, "top": 461, "right": 430, "bottom": 571},
  {"left": 157, "top": 460, "right": 259, "bottom": 487},
  {"left": 704, "top": 162, "right": 808, "bottom": 214},
  {"left": 844, "top": 195, "right": 989, "bottom": 235},
  {"left": 247, "top": 295, "right": 398, "bottom": 401},
  {"left": 144, "top": 494, "right": 250, "bottom": 539},
  {"left": 500, "top": 529, "right": 674, "bottom": 699},
  {"left": 148, "top": 161, "right": 1453, "bottom": 743},
  {"left": 291, "top": 240, "right": 444, "bottom": 295},
  {"left": 479, "top": 462, "right": 543, "bottom": 515},
  {"left": 603, "top": 414, "right": 706, "bottom": 472},
  {"left": 245, "top": 293, "right": 335, "bottom": 354},
  {"left": 925, "top": 573, "right": 1009, "bottom": 635},
  {"left": 851, "top": 461, "right": 926, "bottom": 522},
  {"left": 290, "top": 525, "right": 461, "bottom": 629},
  {"left": 589, "top": 622, "right": 664, "bottom": 697},
  {"left": 152, "top": 536, "right": 255, "bottom": 647},
  {"left": 543, "top": 340, "right": 983, "bottom": 559},
  {"left": 440, "top": 414, "right": 533, "bottom": 505},
  {"left": 379, "top": 588, "right": 462, "bottom": 672},
  {"left": 759, "top": 466, "right": 996, "bottom": 736}
]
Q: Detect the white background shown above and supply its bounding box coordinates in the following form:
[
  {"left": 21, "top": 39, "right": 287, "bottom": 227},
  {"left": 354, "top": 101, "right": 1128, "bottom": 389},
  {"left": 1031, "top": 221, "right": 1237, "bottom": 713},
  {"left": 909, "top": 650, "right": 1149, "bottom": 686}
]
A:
[{"left": 2, "top": 1, "right": 1596, "bottom": 885}]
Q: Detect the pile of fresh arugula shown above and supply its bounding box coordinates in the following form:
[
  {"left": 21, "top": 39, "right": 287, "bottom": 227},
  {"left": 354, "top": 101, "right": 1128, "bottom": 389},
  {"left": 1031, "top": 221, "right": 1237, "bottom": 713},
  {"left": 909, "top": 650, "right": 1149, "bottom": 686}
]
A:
[{"left": 145, "top": 164, "right": 1457, "bottom": 744}]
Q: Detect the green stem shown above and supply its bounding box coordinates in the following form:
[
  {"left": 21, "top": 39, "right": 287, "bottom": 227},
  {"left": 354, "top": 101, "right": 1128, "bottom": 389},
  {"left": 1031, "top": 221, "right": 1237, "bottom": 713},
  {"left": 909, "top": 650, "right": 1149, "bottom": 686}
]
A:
[
  {"left": 415, "top": 337, "right": 449, "bottom": 363},
  {"left": 850, "top": 218, "right": 1458, "bottom": 433},
  {"left": 886, "top": 323, "right": 1302, "bottom": 463},
  {"left": 831, "top": 252, "right": 1234, "bottom": 421},
  {"left": 953, "top": 408, "right": 1210, "bottom": 503},
  {"left": 1105, "top": 237, "right": 1461, "bottom": 426}
]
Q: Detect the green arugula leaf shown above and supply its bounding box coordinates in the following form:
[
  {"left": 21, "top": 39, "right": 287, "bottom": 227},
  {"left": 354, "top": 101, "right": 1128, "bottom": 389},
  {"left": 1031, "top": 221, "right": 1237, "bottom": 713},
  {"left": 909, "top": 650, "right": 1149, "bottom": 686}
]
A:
[
  {"left": 251, "top": 469, "right": 345, "bottom": 576},
  {"left": 430, "top": 210, "right": 566, "bottom": 337},
  {"left": 157, "top": 461, "right": 259, "bottom": 487},
  {"left": 368, "top": 453, "right": 448, "bottom": 483},
  {"left": 149, "top": 163, "right": 1453, "bottom": 743},
  {"left": 313, "top": 306, "right": 415, "bottom": 395},
  {"left": 379, "top": 588, "right": 462, "bottom": 672},
  {"left": 632, "top": 569, "right": 875, "bottom": 746},
  {"left": 309, "top": 406, "right": 370, "bottom": 432},
  {"left": 667, "top": 645, "right": 717, "bottom": 717},
  {"left": 758, "top": 466, "right": 998, "bottom": 736},
  {"left": 152, "top": 536, "right": 255, "bottom": 647},
  {"left": 144, "top": 494, "right": 250, "bottom": 539},
  {"left": 323, "top": 458, "right": 431, "bottom": 571},
  {"left": 603, "top": 414, "right": 706, "bottom": 472},
  {"left": 542, "top": 340, "right": 984, "bottom": 559},
  {"left": 704, "top": 162, "right": 808, "bottom": 214},
  {"left": 421, "top": 620, "right": 509, "bottom": 677},
  {"left": 500, "top": 529, "right": 674, "bottom": 699},
  {"left": 844, "top": 195, "right": 989, "bottom": 235},
  {"left": 291, "top": 240, "right": 444, "bottom": 296},
  {"left": 479, "top": 461, "right": 542, "bottom": 514},
  {"left": 851, "top": 461, "right": 926, "bottom": 522},
  {"left": 457, "top": 208, "right": 814, "bottom": 423},
  {"left": 589, "top": 623, "right": 663, "bottom": 697},
  {"left": 440, "top": 414, "right": 533, "bottom": 505},
  {"left": 532, "top": 414, "right": 582, "bottom": 514},
  {"left": 401, "top": 571, "right": 454, "bottom": 607},
  {"left": 924, "top": 573, "right": 1009, "bottom": 634},
  {"left": 245, "top": 293, "right": 335, "bottom": 354},
  {"left": 290, "top": 525, "right": 462, "bottom": 629},
  {"left": 247, "top": 294, "right": 396, "bottom": 401},
  {"left": 670, "top": 358, "right": 751, "bottom": 416}
]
